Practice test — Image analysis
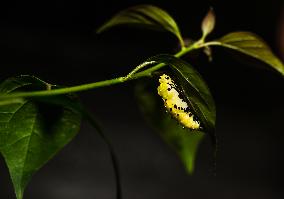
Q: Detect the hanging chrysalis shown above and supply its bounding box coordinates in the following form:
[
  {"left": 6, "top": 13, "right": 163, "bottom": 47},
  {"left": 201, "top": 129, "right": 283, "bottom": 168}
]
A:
[{"left": 157, "top": 74, "right": 201, "bottom": 130}]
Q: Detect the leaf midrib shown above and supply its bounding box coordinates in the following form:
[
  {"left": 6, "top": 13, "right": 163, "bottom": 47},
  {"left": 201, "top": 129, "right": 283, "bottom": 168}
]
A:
[
  {"left": 1, "top": 101, "right": 39, "bottom": 193},
  {"left": 212, "top": 41, "right": 283, "bottom": 66},
  {"left": 20, "top": 103, "right": 38, "bottom": 189}
]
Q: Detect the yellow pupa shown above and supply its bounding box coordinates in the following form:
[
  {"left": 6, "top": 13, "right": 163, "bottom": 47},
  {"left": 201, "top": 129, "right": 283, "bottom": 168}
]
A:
[{"left": 157, "top": 74, "right": 200, "bottom": 130}]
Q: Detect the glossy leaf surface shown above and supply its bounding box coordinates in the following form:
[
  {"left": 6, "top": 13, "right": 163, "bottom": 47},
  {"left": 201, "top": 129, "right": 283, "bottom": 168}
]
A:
[
  {"left": 147, "top": 54, "right": 216, "bottom": 133},
  {"left": 212, "top": 31, "right": 284, "bottom": 76},
  {"left": 136, "top": 81, "right": 204, "bottom": 174},
  {"left": 136, "top": 54, "right": 216, "bottom": 173},
  {"left": 97, "top": 4, "right": 184, "bottom": 47},
  {"left": 0, "top": 76, "right": 81, "bottom": 199}
]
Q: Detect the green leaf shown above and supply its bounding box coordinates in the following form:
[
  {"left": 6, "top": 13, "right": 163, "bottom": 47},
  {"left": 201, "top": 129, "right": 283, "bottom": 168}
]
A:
[
  {"left": 97, "top": 4, "right": 185, "bottom": 47},
  {"left": 211, "top": 31, "right": 284, "bottom": 76},
  {"left": 135, "top": 54, "right": 216, "bottom": 173},
  {"left": 135, "top": 81, "right": 204, "bottom": 174},
  {"left": 147, "top": 55, "right": 216, "bottom": 133},
  {"left": 0, "top": 76, "right": 82, "bottom": 199}
]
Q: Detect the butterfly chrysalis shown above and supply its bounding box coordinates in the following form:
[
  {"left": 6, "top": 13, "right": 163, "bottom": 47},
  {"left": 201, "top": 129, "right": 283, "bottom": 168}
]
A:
[{"left": 157, "top": 74, "right": 201, "bottom": 130}]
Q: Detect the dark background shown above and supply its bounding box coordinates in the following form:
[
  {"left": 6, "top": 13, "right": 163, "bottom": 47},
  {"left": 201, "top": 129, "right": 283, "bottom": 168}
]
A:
[{"left": 1, "top": 0, "right": 284, "bottom": 198}]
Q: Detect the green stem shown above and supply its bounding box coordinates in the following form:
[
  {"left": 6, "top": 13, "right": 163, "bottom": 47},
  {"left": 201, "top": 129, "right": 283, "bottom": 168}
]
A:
[
  {"left": 82, "top": 108, "right": 122, "bottom": 199},
  {"left": 0, "top": 77, "right": 125, "bottom": 99},
  {"left": 134, "top": 43, "right": 197, "bottom": 78},
  {"left": 0, "top": 41, "right": 202, "bottom": 100},
  {"left": 124, "top": 61, "right": 156, "bottom": 80},
  {"left": 177, "top": 34, "right": 186, "bottom": 50}
]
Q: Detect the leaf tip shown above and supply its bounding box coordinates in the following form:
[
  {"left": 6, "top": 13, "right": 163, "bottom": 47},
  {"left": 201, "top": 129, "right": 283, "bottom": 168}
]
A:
[
  {"left": 184, "top": 163, "right": 195, "bottom": 175},
  {"left": 96, "top": 24, "right": 107, "bottom": 34}
]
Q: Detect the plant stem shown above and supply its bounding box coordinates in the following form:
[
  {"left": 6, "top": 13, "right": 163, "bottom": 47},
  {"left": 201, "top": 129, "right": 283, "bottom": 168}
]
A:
[
  {"left": 124, "top": 61, "right": 156, "bottom": 80},
  {"left": 82, "top": 108, "right": 122, "bottom": 199},
  {"left": 0, "top": 77, "right": 126, "bottom": 99},
  {"left": 133, "top": 43, "right": 197, "bottom": 78},
  {"left": 0, "top": 42, "right": 202, "bottom": 100}
]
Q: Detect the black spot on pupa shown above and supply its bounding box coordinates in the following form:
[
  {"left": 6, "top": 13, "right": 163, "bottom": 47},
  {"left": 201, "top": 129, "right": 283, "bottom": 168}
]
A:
[
  {"left": 174, "top": 105, "right": 177, "bottom": 109},
  {"left": 167, "top": 88, "right": 171, "bottom": 91}
]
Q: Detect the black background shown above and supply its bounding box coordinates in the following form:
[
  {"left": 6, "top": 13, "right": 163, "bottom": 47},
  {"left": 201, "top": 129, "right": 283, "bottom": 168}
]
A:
[{"left": 1, "top": 0, "right": 284, "bottom": 199}]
